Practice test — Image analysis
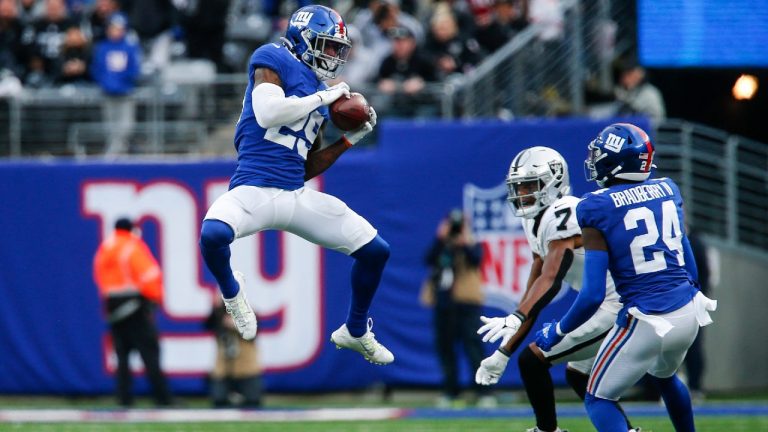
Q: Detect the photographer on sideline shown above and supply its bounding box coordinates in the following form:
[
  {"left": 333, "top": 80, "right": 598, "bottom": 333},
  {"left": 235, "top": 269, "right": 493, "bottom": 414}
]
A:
[{"left": 421, "top": 209, "right": 495, "bottom": 408}]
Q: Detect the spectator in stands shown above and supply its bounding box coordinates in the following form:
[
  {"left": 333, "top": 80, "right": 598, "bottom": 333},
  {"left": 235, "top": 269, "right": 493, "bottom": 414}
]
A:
[
  {"left": 120, "top": 0, "right": 178, "bottom": 75},
  {"left": 177, "top": 0, "right": 231, "bottom": 72},
  {"left": 421, "top": 209, "right": 495, "bottom": 409},
  {"left": 528, "top": 0, "right": 563, "bottom": 42},
  {"left": 475, "top": 0, "right": 529, "bottom": 54},
  {"left": 614, "top": 58, "right": 666, "bottom": 127},
  {"left": 56, "top": 26, "right": 90, "bottom": 84},
  {"left": 376, "top": 26, "right": 437, "bottom": 117},
  {"left": 66, "top": 0, "right": 90, "bottom": 19},
  {"left": 205, "top": 296, "right": 263, "bottom": 408},
  {"left": 93, "top": 217, "right": 174, "bottom": 407},
  {"left": 425, "top": 4, "right": 482, "bottom": 81},
  {"left": 18, "top": 0, "right": 43, "bottom": 25},
  {"left": 330, "top": 24, "right": 379, "bottom": 89},
  {"left": 425, "top": 0, "right": 477, "bottom": 41},
  {"left": 91, "top": 12, "right": 141, "bottom": 156},
  {"left": 353, "top": 0, "right": 424, "bottom": 71},
  {"left": 25, "top": 0, "right": 76, "bottom": 88},
  {"left": 0, "top": 0, "right": 26, "bottom": 80},
  {"left": 87, "top": 0, "right": 120, "bottom": 43}
]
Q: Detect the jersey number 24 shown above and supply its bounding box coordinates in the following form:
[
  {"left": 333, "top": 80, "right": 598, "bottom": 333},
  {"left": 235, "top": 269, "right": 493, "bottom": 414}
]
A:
[{"left": 623, "top": 200, "right": 685, "bottom": 275}]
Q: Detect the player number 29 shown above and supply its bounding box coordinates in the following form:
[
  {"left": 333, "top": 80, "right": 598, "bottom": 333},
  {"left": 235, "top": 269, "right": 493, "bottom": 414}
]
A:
[{"left": 623, "top": 200, "right": 685, "bottom": 275}]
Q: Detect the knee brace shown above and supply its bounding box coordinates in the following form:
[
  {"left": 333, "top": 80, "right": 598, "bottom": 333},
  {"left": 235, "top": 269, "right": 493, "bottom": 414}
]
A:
[
  {"left": 352, "top": 234, "right": 390, "bottom": 265},
  {"left": 200, "top": 219, "right": 235, "bottom": 249}
]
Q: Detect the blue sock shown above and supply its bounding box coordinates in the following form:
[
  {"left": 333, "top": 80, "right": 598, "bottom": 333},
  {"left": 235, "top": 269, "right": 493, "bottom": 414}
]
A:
[
  {"left": 199, "top": 219, "right": 239, "bottom": 298},
  {"left": 585, "top": 393, "right": 630, "bottom": 432},
  {"left": 347, "top": 235, "right": 390, "bottom": 337},
  {"left": 655, "top": 375, "right": 695, "bottom": 432}
]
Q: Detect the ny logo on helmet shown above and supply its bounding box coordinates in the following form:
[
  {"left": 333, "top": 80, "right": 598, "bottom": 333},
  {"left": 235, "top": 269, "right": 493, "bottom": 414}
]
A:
[
  {"left": 604, "top": 133, "right": 625, "bottom": 152},
  {"left": 291, "top": 11, "right": 314, "bottom": 27}
]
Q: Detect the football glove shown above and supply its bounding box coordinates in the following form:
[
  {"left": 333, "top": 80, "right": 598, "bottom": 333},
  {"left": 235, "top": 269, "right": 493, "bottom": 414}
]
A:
[
  {"left": 535, "top": 320, "right": 565, "bottom": 352},
  {"left": 477, "top": 311, "right": 525, "bottom": 346},
  {"left": 345, "top": 107, "right": 377, "bottom": 146},
  {"left": 475, "top": 349, "right": 510, "bottom": 386},
  {"left": 316, "top": 82, "right": 350, "bottom": 105}
]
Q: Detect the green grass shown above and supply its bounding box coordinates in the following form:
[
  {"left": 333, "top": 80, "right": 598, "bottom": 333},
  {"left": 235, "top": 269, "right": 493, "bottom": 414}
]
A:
[{"left": 1, "top": 417, "right": 768, "bottom": 432}]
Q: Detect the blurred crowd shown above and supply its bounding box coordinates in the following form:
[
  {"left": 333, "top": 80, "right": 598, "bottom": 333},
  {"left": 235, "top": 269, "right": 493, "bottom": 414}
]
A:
[{"left": 0, "top": 0, "right": 549, "bottom": 96}]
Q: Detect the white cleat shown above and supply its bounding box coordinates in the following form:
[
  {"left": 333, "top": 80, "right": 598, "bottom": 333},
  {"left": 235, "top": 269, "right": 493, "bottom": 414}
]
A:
[
  {"left": 330, "top": 318, "right": 394, "bottom": 365},
  {"left": 222, "top": 271, "right": 257, "bottom": 340}
]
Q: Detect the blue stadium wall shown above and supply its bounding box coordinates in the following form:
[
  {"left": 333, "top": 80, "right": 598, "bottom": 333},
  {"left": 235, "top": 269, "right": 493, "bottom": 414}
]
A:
[{"left": 0, "top": 117, "right": 649, "bottom": 395}]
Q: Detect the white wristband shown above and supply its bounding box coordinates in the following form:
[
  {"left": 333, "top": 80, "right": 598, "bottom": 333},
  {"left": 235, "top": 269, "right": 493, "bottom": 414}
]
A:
[{"left": 555, "top": 322, "right": 565, "bottom": 337}]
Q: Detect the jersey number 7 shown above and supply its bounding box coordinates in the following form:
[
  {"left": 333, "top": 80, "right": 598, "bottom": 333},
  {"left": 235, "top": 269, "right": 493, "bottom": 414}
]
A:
[{"left": 624, "top": 200, "right": 685, "bottom": 275}]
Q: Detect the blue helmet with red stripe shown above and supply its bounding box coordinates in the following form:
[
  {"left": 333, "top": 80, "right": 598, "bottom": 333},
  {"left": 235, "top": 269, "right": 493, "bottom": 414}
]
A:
[
  {"left": 284, "top": 5, "right": 351, "bottom": 80},
  {"left": 584, "top": 123, "right": 655, "bottom": 187}
]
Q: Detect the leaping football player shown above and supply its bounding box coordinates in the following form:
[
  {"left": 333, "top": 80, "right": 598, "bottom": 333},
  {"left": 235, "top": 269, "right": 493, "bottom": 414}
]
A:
[
  {"left": 536, "top": 123, "right": 716, "bottom": 432},
  {"left": 199, "top": 5, "right": 394, "bottom": 365},
  {"left": 475, "top": 146, "right": 637, "bottom": 432}
]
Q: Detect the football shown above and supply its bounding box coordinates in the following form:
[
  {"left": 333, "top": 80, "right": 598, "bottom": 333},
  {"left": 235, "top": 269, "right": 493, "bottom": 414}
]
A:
[{"left": 330, "top": 93, "right": 371, "bottom": 131}]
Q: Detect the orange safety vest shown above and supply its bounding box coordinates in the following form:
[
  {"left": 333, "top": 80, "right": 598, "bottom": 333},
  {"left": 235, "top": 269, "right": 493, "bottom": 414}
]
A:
[{"left": 93, "top": 230, "right": 163, "bottom": 304}]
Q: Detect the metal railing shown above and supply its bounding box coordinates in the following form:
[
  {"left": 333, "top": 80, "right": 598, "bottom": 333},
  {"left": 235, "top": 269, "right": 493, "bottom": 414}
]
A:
[
  {"left": 0, "top": 77, "right": 456, "bottom": 157},
  {"left": 655, "top": 119, "right": 768, "bottom": 251},
  {"left": 457, "top": 0, "right": 633, "bottom": 118}
]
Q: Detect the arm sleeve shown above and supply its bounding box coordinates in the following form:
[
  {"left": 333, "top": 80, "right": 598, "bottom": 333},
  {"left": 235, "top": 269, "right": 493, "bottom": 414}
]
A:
[
  {"left": 559, "top": 249, "right": 609, "bottom": 333},
  {"left": 251, "top": 82, "right": 323, "bottom": 129}
]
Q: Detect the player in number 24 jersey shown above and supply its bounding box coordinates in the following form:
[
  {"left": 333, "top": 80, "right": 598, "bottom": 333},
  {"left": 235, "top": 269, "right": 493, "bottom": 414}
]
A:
[{"left": 536, "top": 123, "right": 717, "bottom": 432}]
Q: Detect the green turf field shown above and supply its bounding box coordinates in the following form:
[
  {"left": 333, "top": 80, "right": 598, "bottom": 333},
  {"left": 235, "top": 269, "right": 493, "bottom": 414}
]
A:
[{"left": 1, "top": 417, "right": 767, "bottom": 432}]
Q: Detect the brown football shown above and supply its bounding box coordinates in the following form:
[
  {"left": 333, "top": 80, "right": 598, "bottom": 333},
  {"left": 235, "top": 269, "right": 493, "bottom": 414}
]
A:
[{"left": 330, "top": 92, "right": 371, "bottom": 131}]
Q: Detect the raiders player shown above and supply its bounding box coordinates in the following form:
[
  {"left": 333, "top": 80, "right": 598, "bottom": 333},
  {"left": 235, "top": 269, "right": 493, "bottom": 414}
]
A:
[{"left": 475, "top": 146, "right": 635, "bottom": 432}]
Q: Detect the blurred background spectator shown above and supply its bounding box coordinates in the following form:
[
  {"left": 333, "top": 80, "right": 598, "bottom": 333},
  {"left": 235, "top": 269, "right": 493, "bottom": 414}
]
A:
[
  {"left": 205, "top": 297, "right": 263, "bottom": 409},
  {"left": 87, "top": 0, "right": 120, "bottom": 43},
  {"left": 425, "top": 3, "right": 482, "bottom": 81},
  {"left": 177, "top": 0, "right": 231, "bottom": 72},
  {"left": 25, "top": 0, "right": 77, "bottom": 88},
  {"left": 421, "top": 209, "right": 495, "bottom": 409},
  {"left": 90, "top": 12, "right": 140, "bottom": 156},
  {"left": 56, "top": 26, "right": 90, "bottom": 84},
  {"left": 120, "top": 0, "right": 177, "bottom": 76},
  {"left": 613, "top": 58, "right": 666, "bottom": 127},
  {"left": 93, "top": 217, "right": 174, "bottom": 408},
  {"left": 375, "top": 25, "right": 436, "bottom": 117},
  {"left": 474, "top": 0, "right": 528, "bottom": 54}
]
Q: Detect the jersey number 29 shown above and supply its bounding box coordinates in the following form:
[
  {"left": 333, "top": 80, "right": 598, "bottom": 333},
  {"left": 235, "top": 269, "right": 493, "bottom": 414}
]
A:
[
  {"left": 264, "top": 109, "right": 324, "bottom": 159},
  {"left": 623, "top": 200, "right": 685, "bottom": 275}
]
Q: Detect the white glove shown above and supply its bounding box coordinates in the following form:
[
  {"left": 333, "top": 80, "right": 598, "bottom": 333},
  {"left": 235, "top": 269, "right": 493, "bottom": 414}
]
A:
[
  {"left": 475, "top": 350, "right": 510, "bottom": 386},
  {"left": 477, "top": 312, "right": 525, "bottom": 346},
  {"left": 316, "top": 82, "right": 350, "bottom": 105},
  {"left": 344, "top": 106, "right": 377, "bottom": 146}
]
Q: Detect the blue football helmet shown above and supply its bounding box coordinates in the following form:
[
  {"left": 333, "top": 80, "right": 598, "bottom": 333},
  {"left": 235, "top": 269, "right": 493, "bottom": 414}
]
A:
[
  {"left": 585, "top": 123, "right": 656, "bottom": 187},
  {"left": 284, "top": 5, "right": 351, "bottom": 80}
]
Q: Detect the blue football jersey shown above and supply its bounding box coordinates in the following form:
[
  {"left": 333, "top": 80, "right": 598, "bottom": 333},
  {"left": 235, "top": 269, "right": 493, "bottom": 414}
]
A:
[
  {"left": 230, "top": 43, "right": 329, "bottom": 191},
  {"left": 577, "top": 177, "right": 697, "bottom": 314}
]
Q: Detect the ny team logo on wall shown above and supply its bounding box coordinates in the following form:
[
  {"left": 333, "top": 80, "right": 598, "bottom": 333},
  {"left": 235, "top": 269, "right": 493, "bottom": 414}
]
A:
[
  {"left": 82, "top": 179, "right": 324, "bottom": 375},
  {"left": 463, "top": 182, "right": 531, "bottom": 313}
]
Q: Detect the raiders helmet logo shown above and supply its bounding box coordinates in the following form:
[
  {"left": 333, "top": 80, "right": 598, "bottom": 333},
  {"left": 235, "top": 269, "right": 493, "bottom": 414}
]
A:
[{"left": 549, "top": 161, "right": 563, "bottom": 179}]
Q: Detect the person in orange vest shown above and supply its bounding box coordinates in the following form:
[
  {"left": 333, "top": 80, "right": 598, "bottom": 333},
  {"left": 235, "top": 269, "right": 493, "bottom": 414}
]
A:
[{"left": 93, "top": 217, "right": 173, "bottom": 407}]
